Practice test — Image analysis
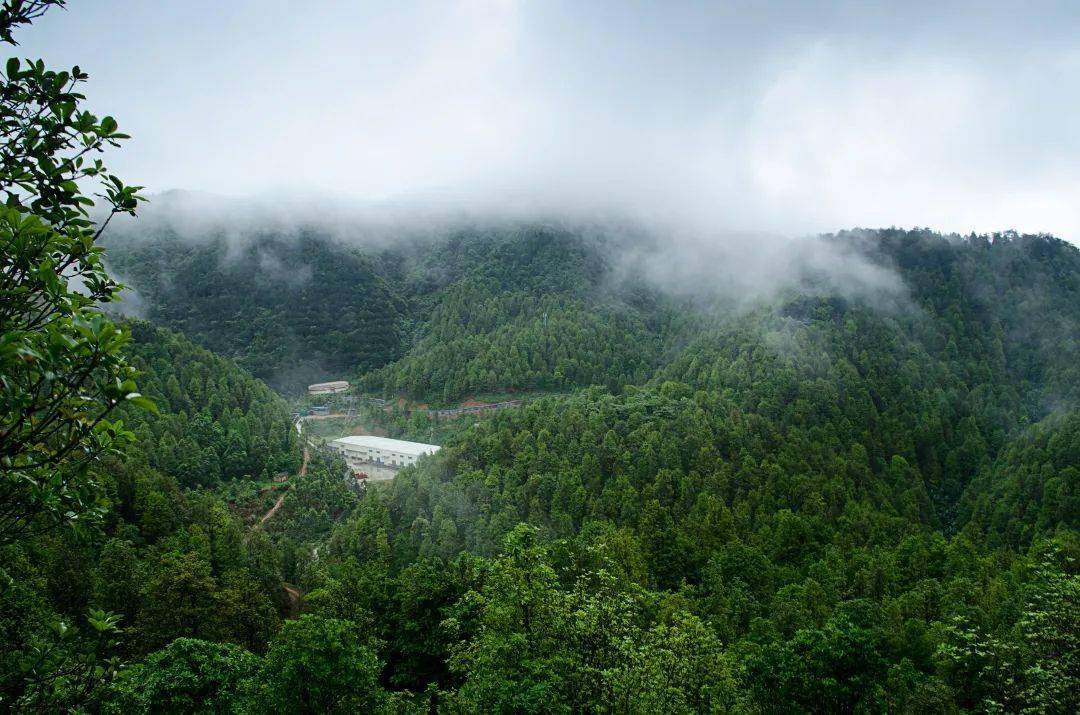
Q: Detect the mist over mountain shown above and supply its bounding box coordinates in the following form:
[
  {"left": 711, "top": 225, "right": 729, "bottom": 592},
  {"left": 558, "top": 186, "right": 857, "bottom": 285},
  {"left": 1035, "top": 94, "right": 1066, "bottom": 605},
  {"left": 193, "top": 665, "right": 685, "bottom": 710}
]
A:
[
  {"left": 103, "top": 196, "right": 1079, "bottom": 410},
  {"left": 102, "top": 195, "right": 899, "bottom": 392}
]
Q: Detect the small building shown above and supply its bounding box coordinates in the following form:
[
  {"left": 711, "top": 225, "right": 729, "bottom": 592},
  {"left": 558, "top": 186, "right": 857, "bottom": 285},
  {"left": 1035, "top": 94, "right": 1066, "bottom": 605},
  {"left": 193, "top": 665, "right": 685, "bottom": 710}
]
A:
[
  {"left": 329, "top": 435, "right": 440, "bottom": 475},
  {"left": 308, "top": 381, "right": 350, "bottom": 395}
]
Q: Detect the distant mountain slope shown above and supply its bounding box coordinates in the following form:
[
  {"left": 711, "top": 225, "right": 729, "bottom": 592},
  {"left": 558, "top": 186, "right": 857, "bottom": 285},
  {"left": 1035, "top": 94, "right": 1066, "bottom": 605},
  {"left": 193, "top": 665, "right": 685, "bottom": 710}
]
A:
[
  {"left": 319, "top": 232, "right": 1080, "bottom": 707},
  {"left": 338, "top": 228, "right": 1080, "bottom": 571},
  {"left": 360, "top": 226, "right": 673, "bottom": 401},
  {"left": 854, "top": 229, "right": 1080, "bottom": 415},
  {"left": 117, "top": 320, "right": 302, "bottom": 488},
  {"left": 378, "top": 272, "right": 1079, "bottom": 571},
  {"left": 958, "top": 411, "right": 1079, "bottom": 549},
  {"left": 105, "top": 221, "right": 1080, "bottom": 418},
  {"left": 104, "top": 230, "right": 406, "bottom": 392},
  {"left": 105, "top": 222, "right": 674, "bottom": 398}
]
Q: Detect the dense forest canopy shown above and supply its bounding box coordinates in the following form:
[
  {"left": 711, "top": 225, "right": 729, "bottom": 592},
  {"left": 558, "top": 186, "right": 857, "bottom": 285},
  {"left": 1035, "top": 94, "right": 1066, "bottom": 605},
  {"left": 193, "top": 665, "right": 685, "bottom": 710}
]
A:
[
  {"left": 69, "top": 220, "right": 1080, "bottom": 712},
  {"left": 2, "top": 319, "right": 302, "bottom": 703},
  {"left": 103, "top": 220, "right": 679, "bottom": 398},
  {"left": 105, "top": 218, "right": 1080, "bottom": 409},
  {"left": 103, "top": 228, "right": 407, "bottom": 393}
]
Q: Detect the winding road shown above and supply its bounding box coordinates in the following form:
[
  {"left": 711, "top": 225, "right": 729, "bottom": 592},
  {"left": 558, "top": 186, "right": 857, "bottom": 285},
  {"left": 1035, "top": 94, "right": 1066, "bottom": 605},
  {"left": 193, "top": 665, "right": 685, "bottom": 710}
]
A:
[{"left": 258, "top": 446, "right": 309, "bottom": 527}]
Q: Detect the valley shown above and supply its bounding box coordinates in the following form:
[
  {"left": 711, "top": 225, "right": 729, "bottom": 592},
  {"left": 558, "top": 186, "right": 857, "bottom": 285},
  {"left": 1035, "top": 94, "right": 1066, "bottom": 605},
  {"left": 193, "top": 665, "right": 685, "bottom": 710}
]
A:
[{"left": 83, "top": 222, "right": 1080, "bottom": 709}]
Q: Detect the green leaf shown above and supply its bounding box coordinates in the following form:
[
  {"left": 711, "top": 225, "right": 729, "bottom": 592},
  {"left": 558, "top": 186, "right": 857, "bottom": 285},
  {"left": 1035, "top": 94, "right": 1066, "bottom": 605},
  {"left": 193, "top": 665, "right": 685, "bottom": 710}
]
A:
[{"left": 125, "top": 393, "right": 158, "bottom": 413}]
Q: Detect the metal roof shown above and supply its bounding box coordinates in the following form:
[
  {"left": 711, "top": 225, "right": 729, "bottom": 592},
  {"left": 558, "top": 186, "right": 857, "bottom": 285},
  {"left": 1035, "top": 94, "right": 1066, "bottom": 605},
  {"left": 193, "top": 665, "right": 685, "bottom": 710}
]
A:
[{"left": 330, "top": 435, "right": 441, "bottom": 456}]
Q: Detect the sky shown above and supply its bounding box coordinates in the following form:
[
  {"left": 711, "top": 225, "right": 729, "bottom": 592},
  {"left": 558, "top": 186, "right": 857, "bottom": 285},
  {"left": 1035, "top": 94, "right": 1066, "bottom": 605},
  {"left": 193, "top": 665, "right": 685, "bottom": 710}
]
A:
[{"left": 17, "top": 0, "right": 1080, "bottom": 240}]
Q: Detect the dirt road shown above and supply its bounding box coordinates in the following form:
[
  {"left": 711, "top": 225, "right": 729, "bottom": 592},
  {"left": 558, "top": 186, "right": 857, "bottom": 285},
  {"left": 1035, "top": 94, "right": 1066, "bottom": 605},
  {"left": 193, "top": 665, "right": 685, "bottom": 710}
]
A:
[
  {"left": 258, "top": 446, "right": 309, "bottom": 527},
  {"left": 283, "top": 584, "right": 302, "bottom": 617}
]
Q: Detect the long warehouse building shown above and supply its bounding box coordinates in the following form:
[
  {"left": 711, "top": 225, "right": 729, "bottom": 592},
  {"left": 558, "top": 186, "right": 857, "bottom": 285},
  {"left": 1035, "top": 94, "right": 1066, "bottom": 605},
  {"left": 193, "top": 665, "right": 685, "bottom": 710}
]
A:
[
  {"left": 308, "top": 380, "right": 350, "bottom": 394},
  {"left": 329, "top": 435, "right": 440, "bottom": 472}
]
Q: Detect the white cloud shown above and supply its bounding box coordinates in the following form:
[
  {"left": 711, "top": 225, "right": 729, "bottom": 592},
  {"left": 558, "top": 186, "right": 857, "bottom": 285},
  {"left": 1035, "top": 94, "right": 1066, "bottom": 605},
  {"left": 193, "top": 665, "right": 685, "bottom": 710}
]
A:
[{"left": 17, "top": 0, "right": 1080, "bottom": 241}]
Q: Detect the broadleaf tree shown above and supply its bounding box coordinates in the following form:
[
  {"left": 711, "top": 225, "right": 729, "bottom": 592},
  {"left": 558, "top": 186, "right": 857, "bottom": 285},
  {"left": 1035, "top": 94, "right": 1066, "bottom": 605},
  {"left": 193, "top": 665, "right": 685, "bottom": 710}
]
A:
[
  {"left": 0, "top": 0, "right": 147, "bottom": 547},
  {"left": 0, "top": 1, "right": 146, "bottom": 709}
]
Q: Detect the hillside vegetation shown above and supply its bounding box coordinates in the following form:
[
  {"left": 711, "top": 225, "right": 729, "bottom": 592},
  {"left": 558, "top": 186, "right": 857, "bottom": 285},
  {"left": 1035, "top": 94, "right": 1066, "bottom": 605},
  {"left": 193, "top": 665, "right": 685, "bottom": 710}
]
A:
[
  {"left": 286, "top": 231, "right": 1075, "bottom": 712},
  {"left": 51, "top": 224, "right": 1078, "bottom": 712},
  {"left": 104, "top": 223, "right": 672, "bottom": 399},
  {"left": 0, "top": 322, "right": 324, "bottom": 706},
  {"left": 103, "top": 230, "right": 406, "bottom": 392}
]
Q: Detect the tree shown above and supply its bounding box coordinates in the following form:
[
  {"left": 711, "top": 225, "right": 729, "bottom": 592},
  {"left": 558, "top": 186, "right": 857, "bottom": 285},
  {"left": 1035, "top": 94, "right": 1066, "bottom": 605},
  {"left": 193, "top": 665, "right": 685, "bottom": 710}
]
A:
[
  {"left": 136, "top": 551, "right": 218, "bottom": 653},
  {"left": 746, "top": 617, "right": 889, "bottom": 712},
  {"left": 99, "top": 638, "right": 258, "bottom": 714},
  {"left": 92, "top": 538, "right": 141, "bottom": 621},
  {"left": 1016, "top": 549, "right": 1079, "bottom": 713},
  {"left": 242, "top": 615, "right": 386, "bottom": 714},
  {"left": 606, "top": 612, "right": 740, "bottom": 714},
  {"left": 211, "top": 571, "right": 280, "bottom": 654},
  {"left": 0, "top": 0, "right": 147, "bottom": 546},
  {"left": 936, "top": 544, "right": 1079, "bottom": 712},
  {"left": 0, "top": 2, "right": 142, "bottom": 708},
  {"left": 446, "top": 525, "right": 568, "bottom": 711},
  {"left": 0, "top": 607, "right": 122, "bottom": 711}
]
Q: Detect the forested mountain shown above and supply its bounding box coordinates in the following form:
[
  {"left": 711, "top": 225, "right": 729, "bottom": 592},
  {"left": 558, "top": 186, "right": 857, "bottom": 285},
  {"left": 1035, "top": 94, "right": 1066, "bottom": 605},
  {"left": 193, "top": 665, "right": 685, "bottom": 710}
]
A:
[
  {"left": 19, "top": 222, "right": 1079, "bottom": 712},
  {"left": 855, "top": 229, "right": 1080, "bottom": 415},
  {"left": 103, "top": 229, "right": 407, "bottom": 392},
  {"left": 0, "top": 322, "right": 314, "bottom": 707},
  {"left": 106, "top": 219, "right": 1080, "bottom": 410},
  {"left": 104, "top": 222, "right": 673, "bottom": 399},
  {"left": 363, "top": 286, "right": 661, "bottom": 401},
  {"left": 296, "top": 228, "right": 1076, "bottom": 711},
  {"left": 119, "top": 322, "right": 301, "bottom": 487}
]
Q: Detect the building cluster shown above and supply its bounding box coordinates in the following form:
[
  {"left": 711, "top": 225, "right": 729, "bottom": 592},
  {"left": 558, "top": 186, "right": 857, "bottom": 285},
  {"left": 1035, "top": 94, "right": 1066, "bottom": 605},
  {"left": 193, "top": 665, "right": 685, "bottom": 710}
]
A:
[{"left": 329, "top": 435, "right": 440, "bottom": 476}]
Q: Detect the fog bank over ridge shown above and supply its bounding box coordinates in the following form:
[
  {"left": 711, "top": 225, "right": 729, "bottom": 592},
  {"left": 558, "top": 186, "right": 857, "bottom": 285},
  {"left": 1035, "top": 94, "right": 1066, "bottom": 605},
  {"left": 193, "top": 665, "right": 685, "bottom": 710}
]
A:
[
  {"left": 20, "top": 1, "right": 1080, "bottom": 243},
  {"left": 110, "top": 190, "right": 911, "bottom": 309}
]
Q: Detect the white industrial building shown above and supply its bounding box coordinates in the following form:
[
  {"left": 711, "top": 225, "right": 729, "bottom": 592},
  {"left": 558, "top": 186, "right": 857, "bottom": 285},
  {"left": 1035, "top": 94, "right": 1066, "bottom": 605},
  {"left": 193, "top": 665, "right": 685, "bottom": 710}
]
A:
[
  {"left": 329, "top": 435, "right": 440, "bottom": 473},
  {"left": 308, "top": 380, "right": 350, "bottom": 394}
]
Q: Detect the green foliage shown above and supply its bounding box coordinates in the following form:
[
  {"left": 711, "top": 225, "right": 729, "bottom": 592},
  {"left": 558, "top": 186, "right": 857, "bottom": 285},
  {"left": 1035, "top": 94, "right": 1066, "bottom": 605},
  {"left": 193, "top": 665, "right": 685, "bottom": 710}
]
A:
[
  {"left": 364, "top": 226, "right": 673, "bottom": 403},
  {"left": 116, "top": 320, "right": 301, "bottom": 488},
  {"left": 0, "top": 1, "right": 149, "bottom": 706},
  {"left": 426, "top": 526, "right": 742, "bottom": 712},
  {"left": 606, "top": 611, "right": 739, "bottom": 713},
  {"left": 244, "top": 615, "right": 386, "bottom": 714},
  {"left": 746, "top": 615, "right": 889, "bottom": 711},
  {"left": 960, "top": 413, "right": 1080, "bottom": 549},
  {"left": 103, "top": 229, "right": 407, "bottom": 393},
  {"left": 0, "top": 0, "right": 146, "bottom": 547},
  {"left": 265, "top": 454, "right": 358, "bottom": 545},
  {"left": 1, "top": 324, "right": 304, "bottom": 709},
  {"left": 8, "top": 131, "right": 1080, "bottom": 715},
  {"left": 291, "top": 228, "right": 1080, "bottom": 711},
  {"left": 105, "top": 223, "right": 671, "bottom": 399},
  {"left": 101, "top": 638, "right": 259, "bottom": 714},
  {"left": 364, "top": 281, "right": 661, "bottom": 402},
  {"left": 936, "top": 545, "right": 1079, "bottom": 712},
  {"left": 0, "top": 604, "right": 123, "bottom": 711}
]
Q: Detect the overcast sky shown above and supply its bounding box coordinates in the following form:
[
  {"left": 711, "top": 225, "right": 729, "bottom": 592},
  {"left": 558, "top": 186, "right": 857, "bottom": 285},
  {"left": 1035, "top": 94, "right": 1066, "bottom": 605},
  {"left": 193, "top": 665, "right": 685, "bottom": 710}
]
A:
[{"left": 17, "top": 1, "right": 1080, "bottom": 240}]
